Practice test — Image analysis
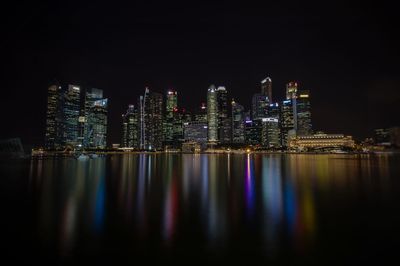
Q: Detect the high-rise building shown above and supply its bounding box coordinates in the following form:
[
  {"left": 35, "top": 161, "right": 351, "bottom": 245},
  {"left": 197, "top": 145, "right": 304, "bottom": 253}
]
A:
[
  {"left": 231, "top": 99, "right": 245, "bottom": 143},
  {"left": 216, "top": 86, "right": 231, "bottom": 143},
  {"left": 81, "top": 88, "right": 106, "bottom": 148},
  {"left": 121, "top": 105, "right": 138, "bottom": 148},
  {"left": 261, "top": 77, "right": 272, "bottom": 102},
  {"left": 139, "top": 88, "right": 163, "bottom": 150},
  {"left": 286, "top": 81, "right": 298, "bottom": 100},
  {"left": 296, "top": 90, "right": 312, "bottom": 136},
  {"left": 164, "top": 90, "right": 178, "bottom": 145},
  {"left": 245, "top": 120, "right": 262, "bottom": 145},
  {"left": 45, "top": 84, "right": 64, "bottom": 150},
  {"left": 280, "top": 99, "right": 295, "bottom": 147},
  {"left": 261, "top": 117, "right": 280, "bottom": 148},
  {"left": 63, "top": 85, "right": 81, "bottom": 146},
  {"left": 252, "top": 93, "right": 269, "bottom": 120},
  {"left": 207, "top": 85, "right": 218, "bottom": 144},
  {"left": 86, "top": 99, "right": 108, "bottom": 149}
]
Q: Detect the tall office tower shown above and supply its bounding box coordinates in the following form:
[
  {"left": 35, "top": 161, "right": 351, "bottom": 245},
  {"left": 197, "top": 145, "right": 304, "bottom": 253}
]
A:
[
  {"left": 86, "top": 99, "right": 108, "bottom": 149},
  {"left": 231, "top": 99, "right": 245, "bottom": 143},
  {"left": 280, "top": 99, "right": 295, "bottom": 147},
  {"left": 245, "top": 120, "right": 262, "bottom": 145},
  {"left": 261, "top": 77, "right": 272, "bottom": 102},
  {"left": 251, "top": 93, "right": 269, "bottom": 120},
  {"left": 63, "top": 85, "right": 81, "bottom": 146},
  {"left": 296, "top": 90, "right": 312, "bottom": 136},
  {"left": 121, "top": 114, "right": 128, "bottom": 147},
  {"left": 216, "top": 86, "right": 231, "bottom": 143},
  {"left": 139, "top": 88, "right": 163, "bottom": 150},
  {"left": 171, "top": 108, "right": 191, "bottom": 144},
  {"left": 45, "top": 84, "right": 64, "bottom": 150},
  {"left": 83, "top": 88, "right": 104, "bottom": 147},
  {"left": 207, "top": 85, "right": 218, "bottom": 143},
  {"left": 193, "top": 102, "right": 207, "bottom": 123},
  {"left": 121, "top": 105, "right": 138, "bottom": 148},
  {"left": 164, "top": 90, "right": 178, "bottom": 144},
  {"left": 286, "top": 81, "right": 298, "bottom": 100},
  {"left": 261, "top": 118, "right": 280, "bottom": 148}
]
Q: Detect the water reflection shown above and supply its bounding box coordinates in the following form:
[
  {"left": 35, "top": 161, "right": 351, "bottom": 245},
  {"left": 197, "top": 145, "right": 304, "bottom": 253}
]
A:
[{"left": 27, "top": 153, "right": 400, "bottom": 261}]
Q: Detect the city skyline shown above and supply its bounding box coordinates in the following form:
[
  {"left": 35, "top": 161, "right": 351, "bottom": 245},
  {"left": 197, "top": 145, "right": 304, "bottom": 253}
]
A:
[{"left": 2, "top": 1, "right": 400, "bottom": 145}]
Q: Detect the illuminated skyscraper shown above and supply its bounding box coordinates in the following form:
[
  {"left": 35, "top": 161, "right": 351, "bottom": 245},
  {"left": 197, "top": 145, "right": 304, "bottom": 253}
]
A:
[
  {"left": 280, "top": 99, "right": 295, "bottom": 147},
  {"left": 139, "top": 88, "right": 163, "bottom": 150},
  {"left": 121, "top": 105, "right": 138, "bottom": 148},
  {"left": 231, "top": 99, "right": 245, "bottom": 143},
  {"left": 252, "top": 93, "right": 269, "bottom": 120},
  {"left": 164, "top": 90, "right": 178, "bottom": 144},
  {"left": 261, "top": 77, "right": 272, "bottom": 102},
  {"left": 63, "top": 85, "right": 81, "bottom": 146},
  {"left": 286, "top": 81, "right": 298, "bottom": 100},
  {"left": 296, "top": 90, "right": 312, "bottom": 135},
  {"left": 216, "top": 86, "right": 231, "bottom": 143},
  {"left": 86, "top": 99, "right": 108, "bottom": 148},
  {"left": 83, "top": 88, "right": 104, "bottom": 148},
  {"left": 261, "top": 117, "right": 280, "bottom": 148},
  {"left": 207, "top": 85, "right": 218, "bottom": 144},
  {"left": 45, "top": 84, "right": 64, "bottom": 150}
]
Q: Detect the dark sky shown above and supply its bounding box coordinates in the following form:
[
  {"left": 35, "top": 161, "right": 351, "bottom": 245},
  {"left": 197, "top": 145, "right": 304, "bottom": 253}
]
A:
[{"left": 1, "top": 0, "right": 399, "bottom": 145}]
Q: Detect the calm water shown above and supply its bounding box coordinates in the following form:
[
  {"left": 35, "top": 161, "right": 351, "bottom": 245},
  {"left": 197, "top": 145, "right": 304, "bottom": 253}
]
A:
[{"left": 1, "top": 153, "right": 400, "bottom": 265}]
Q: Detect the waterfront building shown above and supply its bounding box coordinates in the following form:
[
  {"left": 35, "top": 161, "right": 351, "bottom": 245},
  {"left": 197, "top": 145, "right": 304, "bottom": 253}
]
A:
[
  {"left": 261, "top": 117, "right": 280, "bottom": 148},
  {"left": 216, "top": 86, "right": 231, "bottom": 143},
  {"left": 207, "top": 85, "right": 218, "bottom": 144},
  {"left": 296, "top": 90, "right": 312, "bottom": 135},
  {"left": 83, "top": 88, "right": 104, "bottom": 146},
  {"left": 164, "top": 90, "right": 178, "bottom": 145},
  {"left": 231, "top": 99, "right": 245, "bottom": 143},
  {"left": 280, "top": 99, "right": 295, "bottom": 147},
  {"left": 289, "top": 133, "right": 355, "bottom": 151},
  {"left": 86, "top": 99, "right": 108, "bottom": 149},
  {"left": 63, "top": 85, "right": 81, "bottom": 147},
  {"left": 45, "top": 84, "right": 64, "bottom": 150},
  {"left": 139, "top": 88, "right": 163, "bottom": 150},
  {"left": 245, "top": 120, "right": 262, "bottom": 145},
  {"left": 121, "top": 105, "right": 138, "bottom": 148}
]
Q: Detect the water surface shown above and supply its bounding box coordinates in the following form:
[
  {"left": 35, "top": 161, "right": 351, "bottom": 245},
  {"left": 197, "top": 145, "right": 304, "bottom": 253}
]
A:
[{"left": 2, "top": 153, "right": 400, "bottom": 265}]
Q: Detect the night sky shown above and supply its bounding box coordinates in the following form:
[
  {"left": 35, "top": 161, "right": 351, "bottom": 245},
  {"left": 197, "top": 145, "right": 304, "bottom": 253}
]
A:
[{"left": 2, "top": 0, "right": 399, "bottom": 145}]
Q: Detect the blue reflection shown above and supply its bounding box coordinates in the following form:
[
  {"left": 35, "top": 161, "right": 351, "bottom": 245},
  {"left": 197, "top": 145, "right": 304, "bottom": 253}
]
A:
[{"left": 245, "top": 154, "right": 255, "bottom": 221}]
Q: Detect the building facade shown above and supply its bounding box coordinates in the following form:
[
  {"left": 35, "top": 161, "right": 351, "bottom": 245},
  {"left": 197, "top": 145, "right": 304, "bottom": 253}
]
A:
[
  {"left": 45, "top": 84, "right": 64, "bottom": 150},
  {"left": 207, "top": 85, "right": 218, "bottom": 144},
  {"left": 231, "top": 100, "right": 245, "bottom": 143}
]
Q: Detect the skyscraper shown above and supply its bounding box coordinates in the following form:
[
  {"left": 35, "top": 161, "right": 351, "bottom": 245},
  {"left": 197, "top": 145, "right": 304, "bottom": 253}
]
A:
[
  {"left": 231, "top": 99, "right": 245, "bottom": 143},
  {"left": 87, "top": 99, "right": 108, "bottom": 148},
  {"left": 261, "top": 117, "right": 280, "bottom": 148},
  {"left": 121, "top": 105, "right": 138, "bottom": 148},
  {"left": 45, "top": 84, "right": 64, "bottom": 150},
  {"left": 83, "top": 88, "right": 105, "bottom": 148},
  {"left": 280, "top": 99, "right": 295, "bottom": 147},
  {"left": 286, "top": 81, "right": 298, "bottom": 100},
  {"left": 139, "top": 88, "right": 163, "bottom": 150},
  {"left": 216, "top": 86, "right": 231, "bottom": 143},
  {"left": 296, "top": 90, "right": 312, "bottom": 136},
  {"left": 164, "top": 90, "right": 178, "bottom": 145},
  {"left": 63, "top": 85, "right": 81, "bottom": 146},
  {"left": 207, "top": 85, "right": 218, "bottom": 144},
  {"left": 251, "top": 93, "right": 269, "bottom": 120},
  {"left": 261, "top": 77, "right": 272, "bottom": 102}
]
